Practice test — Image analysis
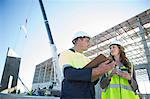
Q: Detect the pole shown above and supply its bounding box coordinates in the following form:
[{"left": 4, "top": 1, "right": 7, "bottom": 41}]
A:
[
  {"left": 39, "top": 0, "right": 54, "bottom": 44},
  {"left": 18, "top": 77, "right": 30, "bottom": 92},
  {"left": 39, "top": 0, "right": 63, "bottom": 90},
  {"left": 137, "top": 17, "right": 150, "bottom": 81}
]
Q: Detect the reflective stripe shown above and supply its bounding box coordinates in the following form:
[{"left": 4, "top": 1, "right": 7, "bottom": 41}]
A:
[
  {"left": 63, "top": 64, "right": 72, "bottom": 69},
  {"left": 107, "top": 84, "right": 133, "bottom": 91}
]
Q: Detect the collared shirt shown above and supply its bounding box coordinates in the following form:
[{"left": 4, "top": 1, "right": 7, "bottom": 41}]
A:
[
  {"left": 59, "top": 49, "right": 91, "bottom": 69},
  {"left": 59, "top": 49, "right": 97, "bottom": 99}
]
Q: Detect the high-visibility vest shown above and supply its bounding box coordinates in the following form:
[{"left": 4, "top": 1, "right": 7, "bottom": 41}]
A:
[
  {"left": 59, "top": 49, "right": 91, "bottom": 69},
  {"left": 102, "top": 66, "right": 140, "bottom": 99}
]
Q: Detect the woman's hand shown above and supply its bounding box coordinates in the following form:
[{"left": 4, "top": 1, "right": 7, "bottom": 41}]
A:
[
  {"left": 117, "top": 71, "right": 131, "bottom": 80},
  {"left": 111, "top": 68, "right": 118, "bottom": 74},
  {"left": 112, "top": 68, "right": 131, "bottom": 80}
]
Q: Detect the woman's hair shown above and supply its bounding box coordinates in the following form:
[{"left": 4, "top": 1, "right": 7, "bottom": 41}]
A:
[{"left": 110, "top": 44, "right": 131, "bottom": 73}]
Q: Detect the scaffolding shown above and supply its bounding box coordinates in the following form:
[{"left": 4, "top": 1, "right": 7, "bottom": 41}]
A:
[{"left": 84, "top": 9, "right": 150, "bottom": 96}]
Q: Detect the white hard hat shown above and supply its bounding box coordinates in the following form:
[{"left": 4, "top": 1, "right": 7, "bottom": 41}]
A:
[
  {"left": 110, "top": 40, "right": 122, "bottom": 47},
  {"left": 72, "top": 31, "right": 90, "bottom": 41}
]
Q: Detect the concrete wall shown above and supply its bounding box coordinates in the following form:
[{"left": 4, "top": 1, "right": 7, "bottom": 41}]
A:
[{"left": 0, "top": 56, "right": 21, "bottom": 93}]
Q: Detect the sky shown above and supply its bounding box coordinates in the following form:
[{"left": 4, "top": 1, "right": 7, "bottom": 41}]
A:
[{"left": 0, "top": 0, "right": 150, "bottom": 92}]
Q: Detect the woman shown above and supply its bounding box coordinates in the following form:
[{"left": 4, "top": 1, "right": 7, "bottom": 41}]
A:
[{"left": 100, "top": 40, "right": 140, "bottom": 99}]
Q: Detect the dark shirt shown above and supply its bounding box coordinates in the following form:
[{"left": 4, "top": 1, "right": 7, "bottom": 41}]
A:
[{"left": 61, "top": 67, "right": 98, "bottom": 99}]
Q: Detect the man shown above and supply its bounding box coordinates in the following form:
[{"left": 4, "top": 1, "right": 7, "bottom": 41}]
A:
[{"left": 59, "top": 31, "right": 116, "bottom": 99}]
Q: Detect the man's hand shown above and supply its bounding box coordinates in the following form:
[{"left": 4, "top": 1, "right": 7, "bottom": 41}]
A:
[
  {"left": 92, "top": 60, "right": 116, "bottom": 82},
  {"left": 97, "top": 60, "right": 116, "bottom": 73},
  {"left": 93, "top": 60, "right": 116, "bottom": 77}
]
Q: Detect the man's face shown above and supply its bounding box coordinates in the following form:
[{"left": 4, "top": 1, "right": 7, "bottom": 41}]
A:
[{"left": 78, "top": 37, "right": 90, "bottom": 51}]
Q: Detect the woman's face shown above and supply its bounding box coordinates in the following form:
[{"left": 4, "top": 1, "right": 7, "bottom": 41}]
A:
[{"left": 110, "top": 45, "right": 120, "bottom": 56}]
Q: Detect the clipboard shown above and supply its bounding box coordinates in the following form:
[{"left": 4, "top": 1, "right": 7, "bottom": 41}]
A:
[{"left": 84, "top": 54, "right": 109, "bottom": 68}]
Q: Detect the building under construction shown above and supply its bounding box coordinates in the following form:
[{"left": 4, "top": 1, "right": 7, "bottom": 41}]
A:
[
  {"left": 32, "top": 9, "right": 150, "bottom": 98},
  {"left": 32, "top": 58, "right": 60, "bottom": 90}
]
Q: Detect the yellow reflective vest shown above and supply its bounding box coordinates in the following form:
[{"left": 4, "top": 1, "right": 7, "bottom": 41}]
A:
[
  {"left": 59, "top": 49, "right": 98, "bottom": 98},
  {"left": 59, "top": 49, "right": 91, "bottom": 69},
  {"left": 101, "top": 66, "right": 140, "bottom": 99}
]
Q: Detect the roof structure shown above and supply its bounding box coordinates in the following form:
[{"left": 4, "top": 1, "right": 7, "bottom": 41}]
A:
[{"left": 84, "top": 9, "right": 150, "bottom": 94}]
